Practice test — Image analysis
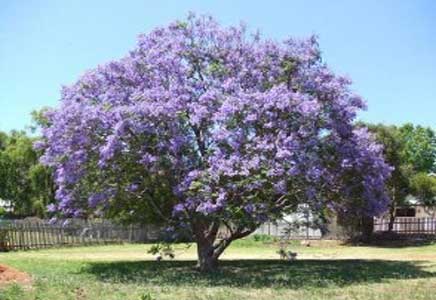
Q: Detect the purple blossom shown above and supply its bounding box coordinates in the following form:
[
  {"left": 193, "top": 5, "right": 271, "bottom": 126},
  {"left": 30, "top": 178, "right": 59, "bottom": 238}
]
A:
[
  {"left": 244, "top": 203, "right": 255, "bottom": 214},
  {"left": 48, "top": 217, "right": 58, "bottom": 225},
  {"left": 140, "top": 153, "right": 157, "bottom": 166},
  {"left": 47, "top": 203, "right": 57, "bottom": 213},
  {"left": 88, "top": 193, "right": 107, "bottom": 208},
  {"left": 273, "top": 180, "right": 287, "bottom": 194},
  {"left": 37, "top": 14, "right": 391, "bottom": 230},
  {"left": 127, "top": 183, "right": 139, "bottom": 192},
  {"left": 297, "top": 100, "right": 320, "bottom": 116}
]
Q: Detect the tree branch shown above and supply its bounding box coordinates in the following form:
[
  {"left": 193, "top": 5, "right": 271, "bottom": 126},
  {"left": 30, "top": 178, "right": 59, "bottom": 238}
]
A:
[
  {"left": 212, "top": 226, "right": 256, "bottom": 259},
  {"left": 136, "top": 188, "right": 169, "bottom": 222}
]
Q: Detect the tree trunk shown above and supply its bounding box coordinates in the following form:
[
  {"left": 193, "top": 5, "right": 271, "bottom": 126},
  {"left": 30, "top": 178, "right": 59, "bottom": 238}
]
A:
[
  {"left": 196, "top": 239, "right": 219, "bottom": 273},
  {"left": 361, "top": 216, "right": 374, "bottom": 242},
  {"left": 192, "top": 220, "right": 256, "bottom": 273},
  {"left": 388, "top": 209, "right": 396, "bottom": 232},
  {"left": 388, "top": 187, "right": 396, "bottom": 232}
]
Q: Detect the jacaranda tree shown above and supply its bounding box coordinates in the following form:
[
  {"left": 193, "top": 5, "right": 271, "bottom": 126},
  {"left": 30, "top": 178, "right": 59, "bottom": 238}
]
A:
[{"left": 37, "top": 15, "right": 391, "bottom": 272}]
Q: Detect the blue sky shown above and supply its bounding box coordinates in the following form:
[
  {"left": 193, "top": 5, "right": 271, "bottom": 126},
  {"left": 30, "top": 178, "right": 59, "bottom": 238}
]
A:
[{"left": 1, "top": 0, "right": 435, "bottom": 132}]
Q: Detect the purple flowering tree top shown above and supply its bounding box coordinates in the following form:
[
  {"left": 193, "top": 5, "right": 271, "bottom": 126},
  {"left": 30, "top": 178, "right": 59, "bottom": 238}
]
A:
[{"left": 38, "top": 14, "right": 391, "bottom": 272}]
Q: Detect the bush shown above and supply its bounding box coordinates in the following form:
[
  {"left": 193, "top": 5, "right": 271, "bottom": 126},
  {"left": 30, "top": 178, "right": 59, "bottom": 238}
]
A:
[
  {"left": 0, "top": 228, "right": 10, "bottom": 251},
  {"left": 251, "top": 234, "right": 278, "bottom": 243}
]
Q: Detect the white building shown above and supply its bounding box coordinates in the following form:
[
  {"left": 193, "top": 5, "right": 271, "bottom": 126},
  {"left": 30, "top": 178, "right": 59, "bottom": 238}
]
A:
[{"left": 0, "top": 199, "right": 13, "bottom": 213}]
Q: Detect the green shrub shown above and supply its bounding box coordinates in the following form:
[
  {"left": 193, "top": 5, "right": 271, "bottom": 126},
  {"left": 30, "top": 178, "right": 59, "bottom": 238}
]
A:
[
  {"left": 0, "top": 228, "right": 10, "bottom": 251},
  {"left": 251, "top": 234, "right": 278, "bottom": 243}
]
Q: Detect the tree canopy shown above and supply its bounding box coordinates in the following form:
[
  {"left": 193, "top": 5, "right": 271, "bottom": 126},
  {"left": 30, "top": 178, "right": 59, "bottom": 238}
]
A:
[
  {"left": 364, "top": 123, "right": 436, "bottom": 230},
  {"left": 0, "top": 130, "right": 54, "bottom": 217},
  {"left": 38, "top": 15, "right": 391, "bottom": 271},
  {"left": 399, "top": 124, "right": 436, "bottom": 173}
]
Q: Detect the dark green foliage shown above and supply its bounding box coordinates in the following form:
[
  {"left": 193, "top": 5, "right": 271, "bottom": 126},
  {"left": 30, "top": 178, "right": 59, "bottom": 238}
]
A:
[
  {"left": 399, "top": 124, "right": 436, "bottom": 173},
  {"left": 410, "top": 173, "right": 436, "bottom": 205},
  {"left": 0, "top": 228, "right": 10, "bottom": 251},
  {"left": 251, "top": 234, "right": 278, "bottom": 243},
  {"left": 0, "top": 130, "right": 54, "bottom": 217},
  {"left": 363, "top": 123, "right": 436, "bottom": 209},
  {"left": 364, "top": 123, "right": 410, "bottom": 204}
]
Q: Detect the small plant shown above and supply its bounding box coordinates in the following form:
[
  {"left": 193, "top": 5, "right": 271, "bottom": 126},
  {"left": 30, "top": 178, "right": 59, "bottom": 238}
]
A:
[
  {"left": 148, "top": 243, "right": 175, "bottom": 261},
  {"left": 277, "top": 249, "right": 298, "bottom": 261},
  {"left": 140, "top": 291, "right": 155, "bottom": 300},
  {"left": 277, "top": 240, "right": 297, "bottom": 261}
]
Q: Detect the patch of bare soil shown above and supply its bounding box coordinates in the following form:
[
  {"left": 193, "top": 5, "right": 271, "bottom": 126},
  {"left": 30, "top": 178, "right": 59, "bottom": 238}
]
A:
[{"left": 0, "top": 264, "right": 32, "bottom": 287}]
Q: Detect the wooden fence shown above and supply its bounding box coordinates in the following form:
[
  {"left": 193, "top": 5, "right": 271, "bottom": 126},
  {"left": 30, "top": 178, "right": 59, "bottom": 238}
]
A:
[
  {"left": 254, "top": 220, "right": 322, "bottom": 239},
  {"left": 0, "top": 219, "right": 161, "bottom": 251},
  {"left": 374, "top": 217, "right": 436, "bottom": 235}
]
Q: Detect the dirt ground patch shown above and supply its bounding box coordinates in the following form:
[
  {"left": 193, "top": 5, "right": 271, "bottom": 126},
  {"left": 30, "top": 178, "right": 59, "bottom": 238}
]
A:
[{"left": 0, "top": 264, "right": 31, "bottom": 287}]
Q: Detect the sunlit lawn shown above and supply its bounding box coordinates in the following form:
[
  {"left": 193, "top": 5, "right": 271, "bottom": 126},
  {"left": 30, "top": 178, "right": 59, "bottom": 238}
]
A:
[{"left": 1, "top": 238, "right": 436, "bottom": 300}]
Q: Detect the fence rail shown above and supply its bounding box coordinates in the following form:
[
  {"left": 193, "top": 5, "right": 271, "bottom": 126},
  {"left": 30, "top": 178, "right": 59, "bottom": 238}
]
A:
[
  {"left": 254, "top": 221, "right": 322, "bottom": 239},
  {"left": 374, "top": 217, "right": 436, "bottom": 235},
  {"left": 0, "top": 219, "right": 161, "bottom": 251}
]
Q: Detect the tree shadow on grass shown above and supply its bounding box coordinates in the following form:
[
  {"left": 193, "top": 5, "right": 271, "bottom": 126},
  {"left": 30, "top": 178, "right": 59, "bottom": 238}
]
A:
[
  {"left": 348, "top": 234, "right": 436, "bottom": 248},
  {"left": 81, "top": 259, "right": 436, "bottom": 289},
  {"left": 364, "top": 241, "right": 436, "bottom": 248}
]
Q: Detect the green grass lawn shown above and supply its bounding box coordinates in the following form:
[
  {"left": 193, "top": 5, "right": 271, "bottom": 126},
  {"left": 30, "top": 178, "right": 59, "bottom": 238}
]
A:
[{"left": 1, "top": 239, "right": 436, "bottom": 300}]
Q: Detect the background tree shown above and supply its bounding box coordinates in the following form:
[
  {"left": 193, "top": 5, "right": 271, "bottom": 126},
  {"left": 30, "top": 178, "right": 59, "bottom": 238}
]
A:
[
  {"left": 410, "top": 173, "right": 436, "bottom": 205},
  {"left": 365, "top": 123, "right": 436, "bottom": 230},
  {"left": 0, "top": 130, "right": 54, "bottom": 217},
  {"left": 399, "top": 124, "right": 436, "bottom": 173},
  {"left": 38, "top": 15, "right": 391, "bottom": 272},
  {"left": 29, "top": 108, "right": 53, "bottom": 133},
  {"left": 401, "top": 124, "right": 436, "bottom": 206},
  {"left": 364, "top": 124, "right": 411, "bottom": 231}
]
